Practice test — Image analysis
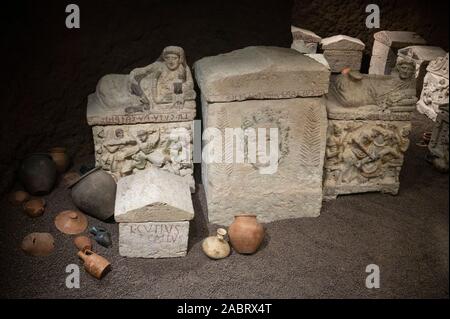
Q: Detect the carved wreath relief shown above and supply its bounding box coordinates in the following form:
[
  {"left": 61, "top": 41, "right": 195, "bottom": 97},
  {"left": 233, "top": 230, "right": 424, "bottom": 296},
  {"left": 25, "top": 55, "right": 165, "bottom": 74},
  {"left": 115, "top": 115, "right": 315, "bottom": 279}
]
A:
[
  {"left": 324, "top": 121, "right": 411, "bottom": 189},
  {"left": 92, "top": 123, "right": 193, "bottom": 180}
]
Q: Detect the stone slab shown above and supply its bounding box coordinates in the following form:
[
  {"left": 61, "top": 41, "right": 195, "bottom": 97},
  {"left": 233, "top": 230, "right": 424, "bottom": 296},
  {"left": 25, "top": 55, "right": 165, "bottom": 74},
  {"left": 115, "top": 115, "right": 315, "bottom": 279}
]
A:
[
  {"left": 202, "top": 97, "right": 328, "bottom": 226},
  {"left": 119, "top": 221, "right": 189, "bottom": 258},
  {"left": 373, "top": 31, "right": 426, "bottom": 48},
  {"left": 321, "top": 35, "right": 365, "bottom": 51},
  {"left": 194, "top": 46, "right": 330, "bottom": 103},
  {"left": 305, "top": 54, "right": 330, "bottom": 70},
  {"left": 291, "top": 40, "right": 318, "bottom": 54},
  {"left": 115, "top": 168, "right": 194, "bottom": 223},
  {"left": 323, "top": 50, "right": 363, "bottom": 73}
]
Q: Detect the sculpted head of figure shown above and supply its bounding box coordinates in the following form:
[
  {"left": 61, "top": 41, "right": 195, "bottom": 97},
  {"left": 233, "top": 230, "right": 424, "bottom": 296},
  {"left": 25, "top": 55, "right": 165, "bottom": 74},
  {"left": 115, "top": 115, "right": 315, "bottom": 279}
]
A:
[
  {"left": 333, "top": 124, "right": 343, "bottom": 137},
  {"left": 115, "top": 129, "right": 124, "bottom": 139},
  {"left": 396, "top": 59, "right": 415, "bottom": 80},
  {"left": 137, "top": 130, "right": 148, "bottom": 142},
  {"left": 159, "top": 46, "right": 186, "bottom": 71}
]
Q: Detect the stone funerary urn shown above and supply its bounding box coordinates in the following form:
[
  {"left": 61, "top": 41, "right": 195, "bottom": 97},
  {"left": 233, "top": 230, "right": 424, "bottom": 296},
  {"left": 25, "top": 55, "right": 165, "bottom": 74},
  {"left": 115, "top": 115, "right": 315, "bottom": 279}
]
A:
[{"left": 194, "top": 46, "right": 331, "bottom": 226}]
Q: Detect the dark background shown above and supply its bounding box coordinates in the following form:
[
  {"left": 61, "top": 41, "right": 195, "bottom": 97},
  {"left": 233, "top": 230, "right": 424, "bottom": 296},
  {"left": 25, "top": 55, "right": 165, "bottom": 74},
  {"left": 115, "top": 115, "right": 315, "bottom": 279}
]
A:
[{"left": 1, "top": 0, "right": 448, "bottom": 195}]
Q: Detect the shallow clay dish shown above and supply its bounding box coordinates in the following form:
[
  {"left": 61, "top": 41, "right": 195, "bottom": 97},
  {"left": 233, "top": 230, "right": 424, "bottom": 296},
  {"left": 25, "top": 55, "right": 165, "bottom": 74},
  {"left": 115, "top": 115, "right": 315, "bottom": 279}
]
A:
[{"left": 54, "top": 210, "right": 88, "bottom": 235}]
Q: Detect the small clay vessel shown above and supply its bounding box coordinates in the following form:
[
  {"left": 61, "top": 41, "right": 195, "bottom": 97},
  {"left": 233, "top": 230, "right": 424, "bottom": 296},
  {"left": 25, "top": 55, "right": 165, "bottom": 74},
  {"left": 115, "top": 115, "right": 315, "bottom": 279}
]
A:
[
  {"left": 74, "top": 235, "right": 92, "bottom": 252},
  {"left": 228, "top": 214, "right": 265, "bottom": 254},
  {"left": 63, "top": 171, "right": 80, "bottom": 187},
  {"left": 8, "top": 190, "right": 30, "bottom": 206},
  {"left": 78, "top": 249, "right": 111, "bottom": 279},
  {"left": 54, "top": 210, "right": 88, "bottom": 235},
  {"left": 23, "top": 198, "right": 46, "bottom": 218},
  {"left": 89, "top": 226, "right": 112, "bottom": 248},
  {"left": 69, "top": 167, "right": 116, "bottom": 221},
  {"left": 49, "top": 147, "right": 70, "bottom": 173},
  {"left": 19, "top": 153, "right": 57, "bottom": 195},
  {"left": 21, "top": 233, "right": 55, "bottom": 256},
  {"left": 202, "top": 228, "right": 231, "bottom": 260}
]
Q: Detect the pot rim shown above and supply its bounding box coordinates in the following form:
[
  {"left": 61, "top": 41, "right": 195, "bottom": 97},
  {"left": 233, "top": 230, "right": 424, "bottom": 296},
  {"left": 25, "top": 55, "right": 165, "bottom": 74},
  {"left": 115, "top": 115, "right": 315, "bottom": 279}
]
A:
[
  {"left": 234, "top": 213, "right": 257, "bottom": 218},
  {"left": 68, "top": 166, "right": 102, "bottom": 189}
]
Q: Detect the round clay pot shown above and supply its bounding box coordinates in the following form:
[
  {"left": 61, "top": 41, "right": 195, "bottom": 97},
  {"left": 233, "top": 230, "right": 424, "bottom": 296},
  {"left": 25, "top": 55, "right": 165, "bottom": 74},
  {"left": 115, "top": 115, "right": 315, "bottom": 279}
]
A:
[
  {"left": 21, "top": 233, "right": 55, "bottom": 256},
  {"left": 78, "top": 249, "right": 111, "bottom": 279},
  {"left": 8, "top": 190, "right": 30, "bottom": 206},
  {"left": 69, "top": 167, "right": 116, "bottom": 221},
  {"left": 74, "top": 235, "right": 92, "bottom": 252},
  {"left": 49, "top": 147, "right": 70, "bottom": 173},
  {"left": 19, "top": 153, "right": 57, "bottom": 195},
  {"left": 54, "top": 210, "right": 88, "bottom": 235},
  {"left": 23, "top": 198, "right": 46, "bottom": 218},
  {"left": 228, "top": 214, "right": 265, "bottom": 254},
  {"left": 202, "top": 228, "right": 231, "bottom": 260}
]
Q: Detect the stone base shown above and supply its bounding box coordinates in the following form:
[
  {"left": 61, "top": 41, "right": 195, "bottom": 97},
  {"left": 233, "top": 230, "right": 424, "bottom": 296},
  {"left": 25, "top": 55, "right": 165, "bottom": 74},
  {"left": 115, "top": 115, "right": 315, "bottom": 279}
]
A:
[
  {"left": 119, "top": 221, "right": 189, "bottom": 258},
  {"left": 323, "top": 183, "right": 399, "bottom": 201}
]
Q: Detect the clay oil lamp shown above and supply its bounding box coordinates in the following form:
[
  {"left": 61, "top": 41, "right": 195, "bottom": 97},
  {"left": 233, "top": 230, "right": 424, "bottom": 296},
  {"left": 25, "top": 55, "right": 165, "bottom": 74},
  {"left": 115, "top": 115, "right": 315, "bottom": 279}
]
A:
[
  {"left": 23, "top": 198, "right": 46, "bottom": 218},
  {"left": 21, "top": 233, "right": 55, "bottom": 257}
]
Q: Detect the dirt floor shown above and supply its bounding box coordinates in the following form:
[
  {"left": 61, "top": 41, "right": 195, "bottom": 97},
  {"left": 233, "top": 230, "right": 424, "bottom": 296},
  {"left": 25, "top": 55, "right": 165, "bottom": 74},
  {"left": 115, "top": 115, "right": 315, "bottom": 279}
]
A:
[{"left": 0, "top": 111, "right": 448, "bottom": 299}]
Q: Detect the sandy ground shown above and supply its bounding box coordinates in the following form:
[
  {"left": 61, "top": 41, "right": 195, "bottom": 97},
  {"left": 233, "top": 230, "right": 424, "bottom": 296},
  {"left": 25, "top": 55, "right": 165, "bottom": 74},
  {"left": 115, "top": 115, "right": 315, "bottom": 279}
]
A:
[{"left": 0, "top": 111, "right": 448, "bottom": 299}]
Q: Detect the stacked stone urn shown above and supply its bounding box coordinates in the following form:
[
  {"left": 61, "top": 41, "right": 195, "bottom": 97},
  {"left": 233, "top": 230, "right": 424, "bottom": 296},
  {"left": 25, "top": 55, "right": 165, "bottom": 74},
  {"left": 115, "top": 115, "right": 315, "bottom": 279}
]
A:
[
  {"left": 194, "top": 46, "right": 330, "bottom": 226},
  {"left": 323, "top": 54, "right": 418, "bottom": 200},
  {"left": 87, "top": 46, "right": 196, "bottom": 258}
]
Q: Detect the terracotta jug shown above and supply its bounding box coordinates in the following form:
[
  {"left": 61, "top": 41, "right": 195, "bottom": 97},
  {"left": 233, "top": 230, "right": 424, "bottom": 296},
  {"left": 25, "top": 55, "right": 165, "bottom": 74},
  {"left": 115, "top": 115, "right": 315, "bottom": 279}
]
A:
[
  {"left": 228, "top": 214, "right": 264, "bottom": 254},
  {"left": 74, "top": 235, "right": 92, "bottom": 252},
  {"left": 49, "top": 147, "right": 70, "bottom": 173},
  {"left": 202, "top": 228, "right": 231, "bottom": 260},
  {"left": 78, "top": 249, "right": 111, "bottom": 279}
]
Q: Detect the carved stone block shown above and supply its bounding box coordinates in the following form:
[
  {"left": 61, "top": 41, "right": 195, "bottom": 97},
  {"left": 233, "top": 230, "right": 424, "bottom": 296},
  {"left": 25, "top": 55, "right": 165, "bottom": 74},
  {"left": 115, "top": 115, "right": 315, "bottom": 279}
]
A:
[
  {"left": 323, "top": 50, "right": 363, "bottom": 73},
  {"left": 369, "top": 31, "right": 426, "bottom": 75},
  {"left": 417, "top": 53, "right": 449, "bottom": 121},
  {"left": 92, "top": 121, "right": 194, "bottom": 190},
  {"left": 115, "top": 168, "right": 194, "bottom": 223},
  {"left": 323, "top": 120, "right": 411, "bottom": 200},
  {"left": 291, "top": 26, "right": 321, "bottom": 54},
  {"left": 201, "top": 98, "right": 328, "bottom": 225},
  {"left": 427, "top": 104, "right": 449, "bottom": 172},
  {"left": 119, "top": 221, "right": 189, "bottom": 258},
  {"left": 194, "top": 46, "right": 330, "bottom": 103}
]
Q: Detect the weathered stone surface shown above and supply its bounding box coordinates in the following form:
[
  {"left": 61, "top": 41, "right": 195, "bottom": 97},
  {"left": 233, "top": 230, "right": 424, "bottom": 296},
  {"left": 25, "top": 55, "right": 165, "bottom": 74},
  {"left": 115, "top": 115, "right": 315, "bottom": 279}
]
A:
[
  {"left": 194, "top": 46, "right": 330, "bottom": 103},
  {"left": 417, "top": 53, "right": 449, "bottom": 121},
  {"left": 373, "top": 31, "right": 426, "bottom": 48},
  {"left": 321, "top": 35, "right": 365, "bottom": 51},
  {"left": 202, "top": 97, "right": 328, "bottom": 226},
  {"left": 398, "top": 46, "right": 446, "bottom": 95},
  {"left": 327, "top": 58, "right": 418, "bottom": 121},
  {"left": 92, "top": 121, "right": 194, "bottom": 189},
  {"left": 115, "top": 168, "right": 194, "bottom": 223},
  {"left": 119, "top": 221, "right": 189, "bottom": 258},
  {"left": 369, "top": 31, "right": 427, "bottom": 75},
  {"left": 428, "top": 104, "right": 449, "bottom": 172},
  {"left": 305, "top": 54, "right": 330, "bottom": 70},
  {"left": 291, "top": 26, "right": 321, "bottom": 54},
  {"left": 323, "top": 120, "right": 411, "bottom": 200},
  {"left": 323, "top": 50, "right": 363, "bottom": 73},
  {"left": 87, "top": 46, "right": 196, "bottom": 125}
]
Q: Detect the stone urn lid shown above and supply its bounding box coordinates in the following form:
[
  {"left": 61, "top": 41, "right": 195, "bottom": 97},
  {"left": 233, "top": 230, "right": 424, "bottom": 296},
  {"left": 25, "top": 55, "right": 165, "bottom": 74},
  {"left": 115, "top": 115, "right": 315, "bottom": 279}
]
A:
[{"left": 55, "top": 210, "right": 88, "bottom": 235}]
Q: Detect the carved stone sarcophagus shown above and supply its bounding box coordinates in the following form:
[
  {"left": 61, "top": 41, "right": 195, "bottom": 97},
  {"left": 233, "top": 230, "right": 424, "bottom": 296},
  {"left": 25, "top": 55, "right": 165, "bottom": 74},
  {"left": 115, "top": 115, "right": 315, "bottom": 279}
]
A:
[
  {"left": 194, "top": 46, "right": 330, "bottom": 225},
  {"left": 86, "top": 46, "right": 196, "bottom": 191},
  {"left": 324, "top": 56, "right": 417, "bottom": 200}
]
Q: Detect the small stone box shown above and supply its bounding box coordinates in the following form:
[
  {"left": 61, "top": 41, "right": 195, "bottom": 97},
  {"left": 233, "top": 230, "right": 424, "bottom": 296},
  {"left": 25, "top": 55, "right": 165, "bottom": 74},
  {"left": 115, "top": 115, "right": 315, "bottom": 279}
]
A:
[{"left": 119, "top": 221, "right": 189, "bottom": 258}]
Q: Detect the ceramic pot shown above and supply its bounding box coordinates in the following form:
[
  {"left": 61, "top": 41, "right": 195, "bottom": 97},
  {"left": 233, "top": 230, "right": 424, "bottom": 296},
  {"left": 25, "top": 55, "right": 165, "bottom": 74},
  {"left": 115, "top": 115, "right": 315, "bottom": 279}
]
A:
[
  {"left": 8, "top": 190, "right": 30, "bottom": 206},
  {"left": 202, "top": 228, "right": 231, "bottom": 260},
  {"left": 89, "top": 226, "right": 112, "bottom": 248},
  {"left": 54, "top": 210, "right": 88, "bottom": 235},
  {"left": 19, "top": 153, "right": 57, "bottom": 195},
  {"left": 74, "top": 235, "right": 92, "bottom": 252},
  {"left": 23, "top": 198, "right": 46, "bottom": 218},
  {"left": 78, "top": 249, "right": 111, "bottom": 279},
  {"left": 49, "top": 147, "right": 70, "bottom": 173},
  {"left": 228, "top": 214, "right": 264, "bottom": 254},
  {"left": 69, "top": 167, "right": 116, "bottom": 221},
  {"left": 21, "top": 233, "right": 55, "bottom": 256}
]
